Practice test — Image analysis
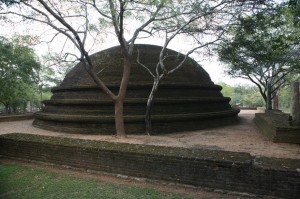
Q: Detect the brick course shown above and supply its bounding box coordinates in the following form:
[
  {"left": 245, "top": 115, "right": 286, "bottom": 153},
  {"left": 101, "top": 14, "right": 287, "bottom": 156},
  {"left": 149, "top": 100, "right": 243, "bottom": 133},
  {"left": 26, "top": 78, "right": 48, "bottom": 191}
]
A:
[{"left": 0, "top": 133, "right": 299, "bottom": 198}]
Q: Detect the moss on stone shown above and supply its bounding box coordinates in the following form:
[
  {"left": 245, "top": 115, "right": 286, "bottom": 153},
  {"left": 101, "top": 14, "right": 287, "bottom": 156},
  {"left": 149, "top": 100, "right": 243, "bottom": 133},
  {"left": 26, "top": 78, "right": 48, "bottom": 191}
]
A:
[
  {"left": 254, "top": 156, "right": 300, "bottom": 170},
  {"left": 0, "top": 133, "right": 251, "bottom": 165},
  {"left": 260, "top": 114, "right": 290, "bottom": 128},
  {"left": 34, "top": 44, "right": 239, "bottom": 135},
  {"left": 254, "top": 113, "right": 300, "bottom": 143},
  {"left": 0, "top": 114, "right": 33, "bottom": 122}
]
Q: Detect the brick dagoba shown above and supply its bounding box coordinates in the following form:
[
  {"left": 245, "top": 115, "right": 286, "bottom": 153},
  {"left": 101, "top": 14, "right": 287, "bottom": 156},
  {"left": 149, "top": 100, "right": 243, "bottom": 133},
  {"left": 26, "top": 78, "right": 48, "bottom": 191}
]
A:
[{"left": 33, "top": 44, "right": 239, "bottom": 134}]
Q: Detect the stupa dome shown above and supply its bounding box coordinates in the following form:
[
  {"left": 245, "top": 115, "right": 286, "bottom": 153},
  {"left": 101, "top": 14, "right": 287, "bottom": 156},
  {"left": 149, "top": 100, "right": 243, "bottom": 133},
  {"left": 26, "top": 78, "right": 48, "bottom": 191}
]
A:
[{"left": 33, "top": 44, "right": 239, "bottom": 134}]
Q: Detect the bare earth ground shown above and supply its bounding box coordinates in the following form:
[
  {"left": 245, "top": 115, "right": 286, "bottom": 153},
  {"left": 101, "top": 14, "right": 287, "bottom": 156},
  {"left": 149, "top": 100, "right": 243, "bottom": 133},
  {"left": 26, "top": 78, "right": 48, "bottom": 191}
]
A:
[{"left": 0, "top": 110, "right": 299, "bottom": 159}]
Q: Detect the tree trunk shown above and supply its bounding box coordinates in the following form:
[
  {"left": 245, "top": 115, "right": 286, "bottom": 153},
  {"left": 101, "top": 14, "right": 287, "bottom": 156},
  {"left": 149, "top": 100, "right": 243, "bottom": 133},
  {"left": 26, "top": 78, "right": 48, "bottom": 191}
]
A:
[
  {"left": 22, "top": 102, "right": 26, "bottom": 113},
  {"left": 115, "top": 98, "right": 126, "bottom": 138},
  {"left": 12, "top": 106, "right": 17, "bottom": 114},
  {"left": 5, "top": 104, "right": 11, "bottom": 114},
  {"left": 267, "top": 83, "right": 272, "bottom": 110},
  {"left": 255, "top": 84, "right": 267, "bottom": 108},
  {"left": 290, "top": 81, "right": 300, "bottom": 125},
  {"left": 272, "top": 91, "right": 279, "bottom": 110},
  {"left": 145, "top": 79, "right": 160, "bottom": 135},
  {"left": 40, "top": 90, "right": 43, "bottom": 110},
  {"left": 4, "top": 104, "right": 9, "bottom": 114},
  {"left": 114, "top": 57, "right": 132, "bottom": 138}
]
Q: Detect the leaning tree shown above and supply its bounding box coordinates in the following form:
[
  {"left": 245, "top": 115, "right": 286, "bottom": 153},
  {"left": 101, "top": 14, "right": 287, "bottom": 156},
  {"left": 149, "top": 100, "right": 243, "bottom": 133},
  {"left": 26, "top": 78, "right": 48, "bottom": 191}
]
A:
[
  {"left": 136, "top": 1, "right": 233, "bottom": 134},
  {"left": 216, "top": 3, "right": 300, "bottom": 109},
  {"left": 1, "top": 0, "right": 271, "bottom": 136},
  {"left": 136, "top": 0, "right": 271, "bottom": 134},
  {"left": 1, "top": 0, "right": 171, "bottom": 137}
]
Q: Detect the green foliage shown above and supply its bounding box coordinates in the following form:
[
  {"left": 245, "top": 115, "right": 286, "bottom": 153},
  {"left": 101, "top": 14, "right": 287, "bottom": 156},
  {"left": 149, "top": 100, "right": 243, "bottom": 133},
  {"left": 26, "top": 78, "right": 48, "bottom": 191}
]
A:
[
  {"left": 0, "top": 36, "right": 41, "bottom": 113},
  {"left": 0, "top": 0, "right": 19, "bottom": 6},
  {"left": 40, "top": 53, "right": 74, "bottom": 87},
  {"left": 0, "top": 41, "right": 69, "bottom": 114},
  {"left": 278, "top": 86, "right": 292, "bottom": 112},
  {"left": 216, "top": 3, "right": 300, "bottom": 107},
  {"left": 218, "top": 82, "right": 235, "bottom": 104},
  {"left": 218, "top": 82, "right": 265, "bottom": 107},
  {"left": 289, "top": 0, "right": 300, "bottom": 25},
  {"left": 42, "top": 91, "right": 52, "bottom": 100},
  {"left": 239, "top": 86, "right": 265, "bottom": 108},
  {"left": 0, "top": 163, "right": 194, "bottom": 199},
  {"left": 218, "top": 82, "right": 298, "bottom": 110},
  {"left": 219, "top": 6, "right": 299, "bottom": 76}
]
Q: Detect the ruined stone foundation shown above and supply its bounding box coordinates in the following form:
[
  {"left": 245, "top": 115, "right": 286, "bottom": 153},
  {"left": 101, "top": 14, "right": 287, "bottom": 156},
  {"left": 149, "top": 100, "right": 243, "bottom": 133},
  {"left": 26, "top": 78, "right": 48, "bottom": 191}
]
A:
[{"left": 33, "top": 44, "right": 239, "bottom": 134}]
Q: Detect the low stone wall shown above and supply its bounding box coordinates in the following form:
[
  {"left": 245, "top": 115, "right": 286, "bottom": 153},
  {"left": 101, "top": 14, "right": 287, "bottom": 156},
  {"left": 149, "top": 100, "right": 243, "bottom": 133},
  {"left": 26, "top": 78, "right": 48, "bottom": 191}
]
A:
[
  {"left": 0, "top": 133, "right": 299, "bottom": 198},
  {"left": 0, "top": 114, "right": 34, "bottom": 122},
  {"left": 254, "top": 112, "right": 300, "bottom": 143},
  {"left": 233, "top": 106, "right": 257, "bottom": 110}
]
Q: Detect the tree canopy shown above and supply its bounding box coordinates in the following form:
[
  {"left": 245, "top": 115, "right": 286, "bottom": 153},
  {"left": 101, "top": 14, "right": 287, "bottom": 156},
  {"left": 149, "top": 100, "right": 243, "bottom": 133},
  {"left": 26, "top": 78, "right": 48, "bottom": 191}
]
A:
[
  {"left": 218, "top": 82, "right": 265, "bottom": 108},
  {"left": 0, "top": 36, "right": 41, "bottom": 113},
  {"left": 0, "top": 0, "right": 273, "bottom": 136},
  {"left": 216, "top": 3, "right": 300, "bottom": 108}
]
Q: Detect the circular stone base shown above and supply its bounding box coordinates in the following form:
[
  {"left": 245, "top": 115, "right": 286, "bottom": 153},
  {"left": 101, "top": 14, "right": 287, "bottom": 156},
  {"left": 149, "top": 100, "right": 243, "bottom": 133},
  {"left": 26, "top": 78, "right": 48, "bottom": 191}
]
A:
[
  {"left": 33, "top": 109, "right": 239, "bottom": 135},
  {"left": 33, "top": 44, "right": 240, "bottom": 135}
]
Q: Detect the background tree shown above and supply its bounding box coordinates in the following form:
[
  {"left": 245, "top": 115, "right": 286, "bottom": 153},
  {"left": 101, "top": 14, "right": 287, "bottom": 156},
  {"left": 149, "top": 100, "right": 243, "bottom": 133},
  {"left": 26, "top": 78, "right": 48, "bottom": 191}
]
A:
[
  {"left": 0, "top": 36, "right": 41, "bottom": 113},
  {"left": 0, "top": 0, "right": 272, "bottom": 136},
  {"left": 218, "top": 82, "right": 264, "bottom": 107},
  {"left": 289, "top": 0, "right": 300, "bottom": 24},
  {"left": 40, "top": 53, "right": 74, "bottom": 86},
  {"left": 137, "top": 0, "right": 270, "bottom": 134},
  {"left": 216, "top": 3, "right": 300, "bottom": 109},
  {"left": 36, "top": 53, "right": 74, "bottom": 109},
  {"left": 218, "top": 78, "right": 300, "bottom": 112},
  {"left": 217, "top": 82, "right": 235, "bottom": 106},
  {"left": 0, "top": 0, "right": 170, "bottom": 137},
  {"left": 137, "top": 0, "right": 231, "bottom": 134}
]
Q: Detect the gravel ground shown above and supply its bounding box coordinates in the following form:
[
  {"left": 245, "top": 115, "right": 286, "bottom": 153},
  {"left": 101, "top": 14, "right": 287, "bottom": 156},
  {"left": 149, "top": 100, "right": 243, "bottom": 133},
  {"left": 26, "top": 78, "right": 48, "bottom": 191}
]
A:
[{"left": 0, "top": 110, "right": 299, "bottom": 159}]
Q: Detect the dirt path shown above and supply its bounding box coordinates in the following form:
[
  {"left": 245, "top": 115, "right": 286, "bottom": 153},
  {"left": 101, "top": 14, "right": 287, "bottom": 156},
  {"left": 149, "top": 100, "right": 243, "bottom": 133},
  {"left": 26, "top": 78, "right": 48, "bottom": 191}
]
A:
[{"left": 0, "top": 110, "right": 299, "bottom": 159}]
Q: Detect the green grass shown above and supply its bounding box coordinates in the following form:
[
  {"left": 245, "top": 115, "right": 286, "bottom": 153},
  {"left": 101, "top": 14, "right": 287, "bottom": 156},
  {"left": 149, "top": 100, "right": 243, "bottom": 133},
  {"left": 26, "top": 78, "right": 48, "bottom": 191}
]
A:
[{"left": 0, "top": 162, "right": 194, "bottom": 199}]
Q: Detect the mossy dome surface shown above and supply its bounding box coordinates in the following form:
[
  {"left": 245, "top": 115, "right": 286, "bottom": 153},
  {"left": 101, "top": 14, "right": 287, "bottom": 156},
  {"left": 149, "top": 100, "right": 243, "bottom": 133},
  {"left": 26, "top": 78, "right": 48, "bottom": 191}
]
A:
[
  {"left": 60, "top": 44, "right": 213, "bottom": 88},
  {"left": 33, "top": 44, "right": 239, "bottom": 134}
]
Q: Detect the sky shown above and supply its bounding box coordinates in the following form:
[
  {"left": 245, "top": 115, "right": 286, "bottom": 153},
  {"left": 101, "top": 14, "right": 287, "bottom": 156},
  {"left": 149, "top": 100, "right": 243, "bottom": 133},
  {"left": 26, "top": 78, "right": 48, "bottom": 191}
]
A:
[
  {"left": 2, "top": 29, "right": 252, "bottom": 86},
  {"left": 0, "top": 2, "right": 253, "bottom": 87},
  {"left": 1, "top": 24, "right": 253, "bottom": 86}
]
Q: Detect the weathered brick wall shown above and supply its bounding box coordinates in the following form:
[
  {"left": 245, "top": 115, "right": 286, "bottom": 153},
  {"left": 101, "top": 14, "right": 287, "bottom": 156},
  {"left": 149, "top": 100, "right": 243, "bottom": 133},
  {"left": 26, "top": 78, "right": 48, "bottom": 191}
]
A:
[
  {"left": 254, "top": 113, "right": 300, "bottom": 143},
  {"left": 0, "top": 114, "right": 33, "bottom": 122},
  {"left": 0, "top": 133, "right": 299, "bottom": 198}
]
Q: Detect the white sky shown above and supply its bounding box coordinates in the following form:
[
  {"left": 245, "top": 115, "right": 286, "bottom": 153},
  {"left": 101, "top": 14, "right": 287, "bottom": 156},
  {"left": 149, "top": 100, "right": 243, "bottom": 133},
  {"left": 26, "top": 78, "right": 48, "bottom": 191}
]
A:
[
  {"left": 0, "top": 6, "right": 252, "bottom": 87},
  {"left": 3, "top": 30, "right": 252, "bottom": 86}
]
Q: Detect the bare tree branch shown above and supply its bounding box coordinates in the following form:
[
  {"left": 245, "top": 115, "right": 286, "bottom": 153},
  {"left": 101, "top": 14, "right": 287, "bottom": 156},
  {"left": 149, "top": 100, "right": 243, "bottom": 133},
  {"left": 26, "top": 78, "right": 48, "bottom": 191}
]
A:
[{"left": 137, "top": 49, "right": 155, "bottom": 78}]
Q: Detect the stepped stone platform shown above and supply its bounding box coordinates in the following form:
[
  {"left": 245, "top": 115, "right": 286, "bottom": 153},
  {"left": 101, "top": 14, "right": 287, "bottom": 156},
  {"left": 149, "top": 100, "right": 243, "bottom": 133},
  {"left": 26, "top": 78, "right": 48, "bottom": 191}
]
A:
[
  {"left": 0, "top": 114, "right": 33, "bottom": 122},
  {"left": 33, "top": 44, "right": 239, "bottom": 134},
  {"left": 254, "top": 110, "right": 300, "bottom": 144}
]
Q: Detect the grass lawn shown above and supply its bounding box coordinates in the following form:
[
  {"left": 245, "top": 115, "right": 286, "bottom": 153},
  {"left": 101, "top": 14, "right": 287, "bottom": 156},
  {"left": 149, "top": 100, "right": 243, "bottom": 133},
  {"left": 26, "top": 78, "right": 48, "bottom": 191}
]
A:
[{"left": 0, "top": 162, "right": 195, "bottom": 199}]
